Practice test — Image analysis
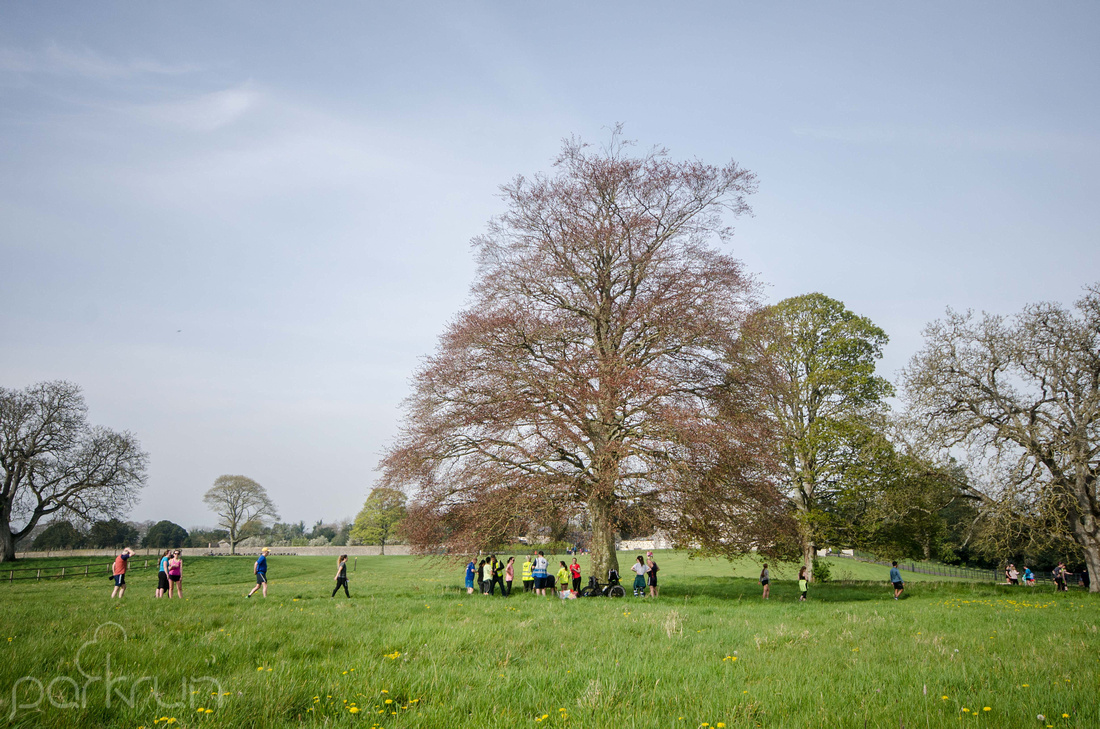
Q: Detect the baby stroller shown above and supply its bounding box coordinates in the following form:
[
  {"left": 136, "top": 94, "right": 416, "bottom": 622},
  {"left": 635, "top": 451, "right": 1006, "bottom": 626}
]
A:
[{"left": 579, "top": 569, "right": 626, "bottom": 598}]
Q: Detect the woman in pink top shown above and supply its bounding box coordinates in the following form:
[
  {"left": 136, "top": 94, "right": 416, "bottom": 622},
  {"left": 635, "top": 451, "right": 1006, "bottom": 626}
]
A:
[
  {"left": 505, "top": 557, "right": 515, "bottom": 595},
  {"left": 167, "top": 550, "right": 184, "bottom": 598}
]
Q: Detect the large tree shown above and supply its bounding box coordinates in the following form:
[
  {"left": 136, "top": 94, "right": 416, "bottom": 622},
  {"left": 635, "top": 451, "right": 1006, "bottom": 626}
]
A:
[
  {"left": 729, "top": 293, "right": 893, "bottom": 580},
  {"left": 31, "top": 520, "right": 86, "bottom": 550},
  {"left": 351, "top": 487, "right": 407, "bottom": 554},
  {"left": 202, "top": 475, "right": 279, "bottom": 554},
  {"left": 380, "top": 134, "right": 783, "bottom": 578},
  {"left": 903, "top": 285, "right": 1100, "bottom": 591},
  {"left": 143, "top": 520, "right": 189, "bottom": 548},
  {"left": 0, "top": 381, "right": 148, "bottom": 562},
  {"left": 87, "top": 518, "right": 141, "bottom": 548}
]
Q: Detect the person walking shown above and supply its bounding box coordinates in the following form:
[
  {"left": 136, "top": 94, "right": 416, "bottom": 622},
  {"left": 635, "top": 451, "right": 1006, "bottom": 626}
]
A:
[
  {"left": 521, "top": 555, "right": 534, "bottom": 592},
  {"left": 167, "top": 550, "right": 184, "bottom": 598},
  {"left": 759, "top": 564, "right": 770, "bottom": 600},
  {"left": 476, "top": 559, "right": 486, "bottom": 594},
  {"left": 890, "top": 561, "right": 904, "bottom": 600},
  {"left": 247, "top": 547, "right": 271, "bottom": 598},
  {"left": 1007, "top": 564, "right": 1019, "bottom": 585},
  {"left": 505, "top": 557, "right": 515, "bottom": 595},
  {"left": 646, "top": 551, "right": 659, "bottom": 598},
  {"left": 110, "top": 547, "right": 135, "bottom": 599},
  {"left": 631, "top": 555, "right": 649, "bottom": 597},
  {"left": 465, "top": 559, "right": 477, "bottom": 594},
  {"left": 569, "top": 558, "right": 582, "bottom": 594},
  {"left": 332, "top": 554, "right": 350, "bottom": 598},
  {"left": 533, "top": 551, "right": 549, "bottom": 597},
  {"left": 798, "top": 566, "right": 808, "bottom": 602},
  {"left": 156, "top": 549, "right": 171, "bottom": 598}
]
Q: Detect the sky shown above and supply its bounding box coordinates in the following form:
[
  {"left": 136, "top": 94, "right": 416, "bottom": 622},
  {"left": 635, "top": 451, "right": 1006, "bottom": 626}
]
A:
[{"left": 2, "top": 2, "right": 1098, "bottom": 531}]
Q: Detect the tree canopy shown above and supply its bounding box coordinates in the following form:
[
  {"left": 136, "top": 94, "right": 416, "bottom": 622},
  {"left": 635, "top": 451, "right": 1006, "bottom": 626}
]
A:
[
  {"left": 143, "top": 520, "right": 189, "bottom": 549},
  {"left": 87, "top": 518, "right": 140, "bottom": 549},
  {"left": 903, "top": 284, "right": 1100, "bottom": 591},
  {"left": 728, "top": 293, "right": 893, "bottom": 578},
  {"left": 380, "top": 133, "right": 784, "bottom": 576},
  {"left": 351, "top": 487, "right": 407, "bottom": 554},
  {"left": 31, "top": 520, "right": 85, "bottom": 550},
  {"left": 202, "top": 475, "right": 279, "bottom": 554},
  {"left": 0, "top": 381, "right": 148, "bottom": 561}
]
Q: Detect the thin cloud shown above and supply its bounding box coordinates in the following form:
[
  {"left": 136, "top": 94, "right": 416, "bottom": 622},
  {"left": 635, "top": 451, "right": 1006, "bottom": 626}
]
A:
[
  {"left": 139, "top": 84, "right": 263, "bottom": 132},
  {"left": 0, "top": 42, "right": 201, "bottom": 80}
]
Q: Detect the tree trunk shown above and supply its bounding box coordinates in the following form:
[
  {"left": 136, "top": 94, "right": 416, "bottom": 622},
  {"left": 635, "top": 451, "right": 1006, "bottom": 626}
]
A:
[
  {"left": 229, "top": 536, "right": 238, "bottom": 555},
  {"left": 801, "top": 532, "right": 815, "bottom": 583},
  {"left": 0, "top": 521, "right": 15, "bottom": 563},
  {"left": 589, "top": 497, "right": 619, "bottom": 581},
  {"left": 1072, "top": 514, "right": 1100, "bottom": 594},
  {"left": 380, "top": 538, "right": 385, "bottom": 556}
]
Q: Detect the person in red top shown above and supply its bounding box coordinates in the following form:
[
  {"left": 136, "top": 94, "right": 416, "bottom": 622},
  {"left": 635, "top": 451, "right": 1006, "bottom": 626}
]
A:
[
  {"left": 110, "top": 547, "right": 136, "bottom": 598},
  {"left": 569, "top": 558, "right": 582, "bottom": 594}
]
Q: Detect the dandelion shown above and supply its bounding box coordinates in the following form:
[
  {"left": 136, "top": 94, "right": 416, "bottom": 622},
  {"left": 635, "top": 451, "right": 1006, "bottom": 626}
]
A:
[
  {"left": 196, "top": 708, "right": 205, "bottom": 713},
  {"left": 256, "top": 666, "right": 264, "bottom": 671},
  {"left": 983, "top": 707, "right": 991, "bottom": 712},
  {"left": 349, "top": 707, "right": 360, "bottom": 714},
  {"left": 942, "top": 696, "right": 949, "bottom": 700},
  {"left": 385, "top": 699, "right": 393, "bottom": 704},
  {"left": 717, "top": 724, "right": 726, "bottom": 728},
  {"left": 1062, "top": 715, "right": 1069, "bottom": 719}
]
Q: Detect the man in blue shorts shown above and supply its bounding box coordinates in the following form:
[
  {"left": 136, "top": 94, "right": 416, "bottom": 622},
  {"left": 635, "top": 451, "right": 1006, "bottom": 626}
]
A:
[{"left": 247, "top": 547, "right": 270, "bottom": 598}]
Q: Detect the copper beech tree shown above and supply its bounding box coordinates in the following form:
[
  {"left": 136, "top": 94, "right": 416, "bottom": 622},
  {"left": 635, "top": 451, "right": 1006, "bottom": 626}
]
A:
[{"left": 379, "top": 135, "right": 789, "bottom": 578}]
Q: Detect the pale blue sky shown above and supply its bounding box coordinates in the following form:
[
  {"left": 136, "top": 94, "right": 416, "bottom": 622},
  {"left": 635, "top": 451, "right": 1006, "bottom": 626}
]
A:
[{"left": 2, "top": 2, "right": 1098, "bottom": 530}]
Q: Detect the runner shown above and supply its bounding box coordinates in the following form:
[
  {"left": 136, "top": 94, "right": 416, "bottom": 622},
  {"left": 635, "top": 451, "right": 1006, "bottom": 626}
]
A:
[
  {"left": 247, "top": 547, "right": 271, "bottom": 598},
  {"left": 110, "top": 547, "right": 135, "bottom": 599}
]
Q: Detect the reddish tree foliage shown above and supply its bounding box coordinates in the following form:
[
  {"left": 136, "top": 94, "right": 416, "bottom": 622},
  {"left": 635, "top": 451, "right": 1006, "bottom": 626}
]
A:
[{"left": 381, "top": 133, "right": 789, "bottom": 577}]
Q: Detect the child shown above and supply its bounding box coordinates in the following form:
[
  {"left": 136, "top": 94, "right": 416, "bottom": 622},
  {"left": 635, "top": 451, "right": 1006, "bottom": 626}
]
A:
[
  {"left": 247, "top": 547, "right": 270, "bottom": 598},
  {"left": 1023, "top": 565, "right": 1035, "bottom": 586},
  {"left": 760, "top": 563, "right": 770, "bottom": 600},
  {"left": 332, "top": 554, "right": 350, "bottom": 598},
  {"left": 482, "top": 558, "right": 494, "bottom": 595},
  {"left": 631, "top": 555, "right": 649, "bottom": 597},
  {"left": 798, "top": 566, "right": 808, "bottom": 601},
  {"left": 110, "top": 547, "right": 135, "bottom": 599},
  {"left": 167, "top": 550, "right": 184, "bottom": 598},
  {"left": 646, "top": 552, "right": 659, "bottom": 598},
  {"left": 890, "top": 561, "right": 904, "bottom": 600},
  {"left": 521, "top": 555, "right": 534, "bottom": 592},
  {"left": 505, "top": 557, "right": 515, "bottom": 595},
  {"left": 557, "top": 561, "right": 571, "bottom": 598},
  {"left": 569, "top": 558, "right": 581, "bottom": 594}
]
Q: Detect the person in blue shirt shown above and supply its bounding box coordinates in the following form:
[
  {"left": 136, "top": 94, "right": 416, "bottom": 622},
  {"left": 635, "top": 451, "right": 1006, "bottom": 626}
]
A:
[
  {"left": 247, "top": 547, "right": 270, "bottom": 598},
  {"left": 465, "top": 560, "right": 476, "bottom": 594},
  {"left": 890, "top": 561, "right": 904, "bottom": 600},
  {"left": 1023, "top": 566, "right": 1035, "bottom": 586},
  {"left": 156, "top": 549, "right": 171, "bottom": 598}
]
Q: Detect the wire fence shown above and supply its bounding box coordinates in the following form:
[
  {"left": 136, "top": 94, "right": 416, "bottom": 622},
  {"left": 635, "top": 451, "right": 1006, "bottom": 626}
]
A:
[
  {"left": 3, "top": 559, "right": 154, "bottom": 583},
  {"left": 837, "top": 551, "right": 1084, "bottom": 586}
]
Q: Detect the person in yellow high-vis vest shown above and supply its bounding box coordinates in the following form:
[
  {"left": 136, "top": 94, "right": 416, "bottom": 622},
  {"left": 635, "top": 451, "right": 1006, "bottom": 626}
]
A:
[{"left": 521, "top": 555, "right": 534, "bottom": 592}]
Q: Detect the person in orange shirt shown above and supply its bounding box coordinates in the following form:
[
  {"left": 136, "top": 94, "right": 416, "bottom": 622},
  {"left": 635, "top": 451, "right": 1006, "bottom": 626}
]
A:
[{"left": 110, "top": 547, "right": 136, "bottom": 598}]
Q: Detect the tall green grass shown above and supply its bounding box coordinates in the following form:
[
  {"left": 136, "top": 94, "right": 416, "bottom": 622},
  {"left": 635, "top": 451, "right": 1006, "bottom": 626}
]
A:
[{"left": 0, "top": 552, "right": 1094, "bottom": 728}]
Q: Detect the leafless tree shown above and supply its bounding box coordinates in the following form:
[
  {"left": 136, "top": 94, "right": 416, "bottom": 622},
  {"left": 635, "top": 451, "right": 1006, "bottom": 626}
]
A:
[
  {"left": 903, "top": 285, "right": 1100, "bottom": 591},
  {"left": 380, "top": 132, "right": 784, "bottom": 577},
  {"left": 202, "top": 475, "right": 279, "bottom": 554},
  {"left": 0, "top": 381, "right": 147, "bottom": 562}
]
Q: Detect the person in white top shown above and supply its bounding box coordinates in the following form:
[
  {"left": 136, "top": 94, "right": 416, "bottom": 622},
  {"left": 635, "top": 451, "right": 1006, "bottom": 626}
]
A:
[
  {"left": 630, "top": 555, "right": 649, "bottom": 597},
  {"left": 533, "top": 551, "right": 550, "bottom": 597}
]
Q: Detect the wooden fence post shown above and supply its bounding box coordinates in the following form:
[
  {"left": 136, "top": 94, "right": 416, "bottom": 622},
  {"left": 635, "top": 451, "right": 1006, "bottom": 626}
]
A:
[{"left": 36, "top": 569, "right": 41, "bottom": 581}]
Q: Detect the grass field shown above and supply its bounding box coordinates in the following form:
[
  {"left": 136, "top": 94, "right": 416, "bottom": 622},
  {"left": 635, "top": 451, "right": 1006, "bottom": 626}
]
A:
[{"left": 0, "top": 552, "right": 1095, "bottom": 729}]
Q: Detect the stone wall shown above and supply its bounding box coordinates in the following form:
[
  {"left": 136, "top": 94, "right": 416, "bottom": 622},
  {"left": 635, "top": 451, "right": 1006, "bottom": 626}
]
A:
[{"left": 16, "top": 545, "right": 413, "bottom": 560}]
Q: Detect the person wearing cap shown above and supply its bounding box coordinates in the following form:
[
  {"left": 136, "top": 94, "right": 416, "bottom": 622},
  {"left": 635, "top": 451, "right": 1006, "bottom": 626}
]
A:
[
  {"left": 646, "top": 551, "right": 659, "bottom": 598},
  {"left": 247, "top": 547, "right": 271, "bottom": 598}
]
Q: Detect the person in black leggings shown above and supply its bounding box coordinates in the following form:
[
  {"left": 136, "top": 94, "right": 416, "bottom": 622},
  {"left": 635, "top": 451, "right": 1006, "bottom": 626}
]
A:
[{"left": 332, "top": 554, "right": 350, "bottom": 598}]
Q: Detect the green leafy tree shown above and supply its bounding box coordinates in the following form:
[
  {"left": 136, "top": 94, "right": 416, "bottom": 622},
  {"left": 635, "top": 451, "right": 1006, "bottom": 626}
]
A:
[
  {"left": 142, "top": 520, "right": 189, "bottom": 548},
  {"left": 730, "top": 293, "right": 893, "bottom": 580},
  {"left": 202, "top": 475, "right": 279, "bottom": 554},
  {"left": 186, "top": 529, "right": 229, "bottom": 548},
  {"left": 351, "top": 488, "right": 408, "bottom": 555},
  {"left": 31, "top": 520, "right": 86, "bottom": 550},
  {"left": 87, "top": 518, "right": 140, "bottom": 549}
]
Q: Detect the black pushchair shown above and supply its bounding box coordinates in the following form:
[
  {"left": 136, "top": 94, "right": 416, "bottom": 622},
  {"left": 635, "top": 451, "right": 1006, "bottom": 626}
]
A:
[{"left": 579, "top": 569, "right": 626, "bottom": 598}]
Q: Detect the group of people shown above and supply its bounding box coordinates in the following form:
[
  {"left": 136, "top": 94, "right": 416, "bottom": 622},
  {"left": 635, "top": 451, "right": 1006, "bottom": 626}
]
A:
[
  {"left": 465, "top": 551, "right": 660, "bottom": 599},
  {"left": 1004, "top": 561, "right": 1086, "bottom": 591},
  {"left": 108, "top": 546, "right": 185, "bottom": 599}
]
